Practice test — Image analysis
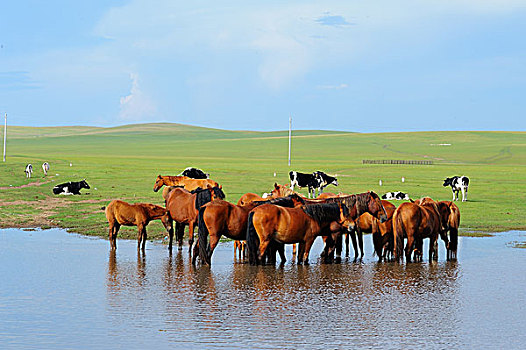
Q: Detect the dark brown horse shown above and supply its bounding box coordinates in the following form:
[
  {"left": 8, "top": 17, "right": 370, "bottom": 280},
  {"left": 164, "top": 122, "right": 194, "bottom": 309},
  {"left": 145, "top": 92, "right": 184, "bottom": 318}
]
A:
[
  {"left": 153, "top": 175, "right": 220, "bottom": 193},
  {"left": 247, "top": 201, "right": 349, "bottom": 265},
  {"left": 197, "top": 194, "right": 305, "bottom": 265},
  {"left": 165, "top": 186, "right": 225, "bottom": 254},
  {"left": 346, "top": 200, "right": 397, "bottom": 261},
  {"left": 393, "top": 197, "right": 448, "bottom": 262},
  {"left": 105, "top": 200, "right": 173, "bottom": 251},
  {"left": 440, "top": 201, "right": 460, "bottom": 260},
  {"left": 318, "top": 192, "right": 389, "bottom": 260}
]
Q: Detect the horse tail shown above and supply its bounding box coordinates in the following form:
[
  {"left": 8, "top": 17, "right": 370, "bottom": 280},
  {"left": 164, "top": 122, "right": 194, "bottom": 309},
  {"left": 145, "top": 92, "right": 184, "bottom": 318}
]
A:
[
  {"left": 198, "top": 206, "right": 211, "bottom": 265},
  {"left": 393, "top": 209, "right": 406, "bottom": 262},
  {"left": 246, "top": 211, "right": 259, "bottom": 265}
]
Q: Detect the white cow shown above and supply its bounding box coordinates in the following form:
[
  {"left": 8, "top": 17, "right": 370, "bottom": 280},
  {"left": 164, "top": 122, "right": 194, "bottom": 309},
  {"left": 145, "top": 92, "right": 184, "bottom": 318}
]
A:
[{"left": 25, "top": 164, "right": 33, "bottom": 178}]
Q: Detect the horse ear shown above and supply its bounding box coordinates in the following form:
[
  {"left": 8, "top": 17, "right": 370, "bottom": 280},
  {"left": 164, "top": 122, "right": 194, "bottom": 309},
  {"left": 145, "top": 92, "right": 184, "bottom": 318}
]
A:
[{"left": 274, "top": 183, "right": 278, "bottom": 188}]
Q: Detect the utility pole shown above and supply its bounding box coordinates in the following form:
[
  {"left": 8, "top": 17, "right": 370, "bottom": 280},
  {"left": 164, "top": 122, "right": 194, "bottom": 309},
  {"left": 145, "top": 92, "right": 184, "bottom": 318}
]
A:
[
  {"left": 288, "top": 114, "right": 292, "bottom": 166},
  {"left": 3, "top": 113, "right": 6, "bottom": 162}
]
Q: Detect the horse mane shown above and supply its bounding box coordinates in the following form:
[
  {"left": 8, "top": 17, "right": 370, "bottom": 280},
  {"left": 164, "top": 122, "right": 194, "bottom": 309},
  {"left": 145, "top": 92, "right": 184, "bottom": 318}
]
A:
[
  {"left": 252, "top": 193, "right": 305, "bottom": 208},
  {"left": 212, "top": 186, "right": 226, "bottom": 200},
  {"left": 324, "top": 192, "right": 373, "bottom": 217},
  {"left": 301, "top": 202, "right": 341, "bottom": 223}
]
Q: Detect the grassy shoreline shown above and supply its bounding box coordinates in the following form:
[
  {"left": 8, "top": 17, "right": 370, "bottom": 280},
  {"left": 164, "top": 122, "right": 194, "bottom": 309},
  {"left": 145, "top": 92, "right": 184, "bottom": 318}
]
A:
[{"left": 1, "top": 123, "right": 524, "bottom": 241}]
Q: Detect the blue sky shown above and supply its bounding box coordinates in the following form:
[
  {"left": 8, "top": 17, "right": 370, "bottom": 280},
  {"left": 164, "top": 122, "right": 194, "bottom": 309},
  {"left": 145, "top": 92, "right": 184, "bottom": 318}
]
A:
[{"left": 1, "top": 0, "right": 525, "bottom": 132}]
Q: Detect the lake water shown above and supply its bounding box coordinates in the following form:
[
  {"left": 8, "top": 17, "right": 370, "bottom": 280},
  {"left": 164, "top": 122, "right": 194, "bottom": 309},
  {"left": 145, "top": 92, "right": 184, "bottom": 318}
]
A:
[{"left": 1, "top": 228, "right": 525, "bottom": 349}]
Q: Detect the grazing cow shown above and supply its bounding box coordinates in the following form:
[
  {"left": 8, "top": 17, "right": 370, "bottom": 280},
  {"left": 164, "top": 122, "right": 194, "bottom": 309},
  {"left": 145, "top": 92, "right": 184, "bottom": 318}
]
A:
[
  {"left": 314, "top": 171, "right": 338, "bottom": 194},
  {"left": 443, "top": 176, "right": 469, "bottom": 202},
  {"left": 42, "top": 162, "right": 50, "bottom": 176},
  {"left": 381, "top": 191, "right": 409, "bottom": 200},
  {"left": 180, "top": 167, "right": 209, "bottom": 179},
  {"left": 25, "top": 164, "right": 33, "bottom": 178},
  {"left": 52, "top": 180, "right": 90, "bottom": 195}
]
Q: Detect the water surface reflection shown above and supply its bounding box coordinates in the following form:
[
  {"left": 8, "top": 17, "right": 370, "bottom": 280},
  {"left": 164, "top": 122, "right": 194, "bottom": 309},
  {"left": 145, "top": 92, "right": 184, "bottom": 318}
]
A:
[{"left": 1, "top": 229, "right": 525, "bottom": 349}]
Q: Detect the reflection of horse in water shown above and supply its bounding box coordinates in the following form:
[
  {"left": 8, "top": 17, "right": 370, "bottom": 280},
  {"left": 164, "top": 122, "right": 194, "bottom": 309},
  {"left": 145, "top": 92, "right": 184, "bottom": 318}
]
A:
[
  {"left": 165, "top": 186, "right": 225, "bottom": 255},
  {"left": 197, "top": 194, "right": 305, "bottom": 265},
  {"left": 393, "top": 197, "right": 449, "bottom": 262},
  {"left": 104, "top": 200, "right": 173, "bottom": 251}
]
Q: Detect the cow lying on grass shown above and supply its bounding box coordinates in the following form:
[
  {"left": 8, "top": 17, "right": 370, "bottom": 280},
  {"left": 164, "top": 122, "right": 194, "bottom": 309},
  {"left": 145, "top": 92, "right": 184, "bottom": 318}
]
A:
[{"left": 52, "top": 180, "right": 90, "bottom": 195}]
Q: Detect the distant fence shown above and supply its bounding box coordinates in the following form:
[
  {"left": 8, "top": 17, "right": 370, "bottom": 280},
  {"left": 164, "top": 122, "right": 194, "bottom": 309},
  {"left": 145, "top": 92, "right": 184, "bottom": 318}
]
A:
[{"left": 362, "top": 160, "right": 433, "bottom": 165}]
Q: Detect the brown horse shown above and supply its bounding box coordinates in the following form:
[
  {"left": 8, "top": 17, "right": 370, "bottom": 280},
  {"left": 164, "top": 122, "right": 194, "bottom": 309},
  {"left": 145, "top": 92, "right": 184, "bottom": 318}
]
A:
[
  {"left": 165, "top": 186, "right": 225, "bottom": 254},
  {"left": 247, "top": 201, "right": 349, "bottom": 265},
  {"left": 393, "top": 197, "right": 448, "bottom": 262},
  {"left": 237, "top": 193, "right": 268, "bottom": 206},
  {"left": 197, "top": 194, "right": 305, "bottom": 265},
  {"left": 441, "top": 201, "right": 460, "bottom": 260},
  {"left": 346, "top": 200, "right": 397, "bottom": 261},
  {"left": 105, "top": 200, "right": 173, "bottom": 251},
  {"left": 153, "top": 175, "right": 220, "bottom": 193},
  {"left": 162, "top": 186, "right": 180, "bottom": 203},
  {"left": 270, "top": 183, "right": 305, "bottom": 198},
  {"left": 319, "top": 191, "right": 389, "bottom": 261}
]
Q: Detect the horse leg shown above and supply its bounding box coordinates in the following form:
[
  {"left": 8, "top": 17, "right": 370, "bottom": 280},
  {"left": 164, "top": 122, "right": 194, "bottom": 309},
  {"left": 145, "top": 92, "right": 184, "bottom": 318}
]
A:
[
  {"left": 297, "top": 242, "right": 305, "bottom": 264},
  {"left": 109, "top": 222, "right": 119, "bottom": 250},
  {"left": 137, "top": 224, "right": 144, "bottom": 251},
  {"left": 405, "top": 235, "right": 414, "bottom": 263},
  {"left": 357, "top": 230, "right": 364, "bottom": 260},
  {"left": 292, "top": 243, "right": 297, "bottom": 256},
  {"left": 302, "top": 238, "right": 316, "bottom": 265},
  {"left": 345, "top": 233, "right": 350, "bottom": 257},
  {"left": 257, "top": 239, "right": 271, "bottom": 265},
  {"left": 141, "top": 227, "right": 147, "bottom": 251},
  {"left": 349, "top": 229, "right": 359, "bottom": 261},
  {"left": 176, "top": 223, "right": 184, "bottom": 249},
  {"left": 188, "top": 222, "right": 195, "bottom": 252},
  {"left": 207, "top": 232, "right": 221, "bottom": 263}
]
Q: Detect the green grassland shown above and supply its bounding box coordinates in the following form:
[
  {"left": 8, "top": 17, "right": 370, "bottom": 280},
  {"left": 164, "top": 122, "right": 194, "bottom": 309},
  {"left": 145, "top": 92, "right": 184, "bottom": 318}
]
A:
[{"left": 0, "top": 123, "right": 524, "bottom": 241}]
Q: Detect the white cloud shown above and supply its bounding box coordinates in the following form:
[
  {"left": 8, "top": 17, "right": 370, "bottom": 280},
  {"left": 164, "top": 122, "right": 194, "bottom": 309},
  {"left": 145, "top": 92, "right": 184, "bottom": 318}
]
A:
[{"left": 119, "top": 73, "right": 156, "bottom": 121}]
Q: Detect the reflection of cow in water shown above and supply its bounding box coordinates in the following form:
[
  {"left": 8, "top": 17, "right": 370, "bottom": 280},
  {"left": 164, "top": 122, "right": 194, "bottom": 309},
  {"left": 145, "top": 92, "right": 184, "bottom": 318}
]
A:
[
  {"left": 180, "top": 167, "right": 209, "bottom": 179},
  {"left": 53, "top": 180, "right": 90, "bottom": 195}
]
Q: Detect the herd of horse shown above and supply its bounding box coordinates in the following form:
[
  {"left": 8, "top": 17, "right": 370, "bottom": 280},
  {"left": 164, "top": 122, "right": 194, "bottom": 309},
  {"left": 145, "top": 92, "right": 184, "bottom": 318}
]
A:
[{"left": 104, "top": 169, "right": 460, "bottom": 266}]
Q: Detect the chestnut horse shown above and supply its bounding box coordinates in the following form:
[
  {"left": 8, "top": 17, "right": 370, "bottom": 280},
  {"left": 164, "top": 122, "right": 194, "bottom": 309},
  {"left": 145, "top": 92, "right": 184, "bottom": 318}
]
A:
[
  {"left": 153, "top": 175, "right": 220, "bottom": 193},
  {"left": 247, "top": 202, "right": 349, "bottom": 265},
  {"left": 393, "top": 197, "right": 448, "bottom": 262},
  {"left": 346, "top": 200, "right": 397, "bottom": 261},
  {"left": 237, "top": 193, "right": 268, "bottom": 206},
  {"left": 412, "top": 198, "right": 457, "bottom": 261},
  {"left": 105, "top": 200, "right": 173, "bottom": 251},
  {"left": 197, "top": 194, "right": 305, "bottom": 265},
  {"left": 165, "top": 186, "right": 225, "bottom": 254}
]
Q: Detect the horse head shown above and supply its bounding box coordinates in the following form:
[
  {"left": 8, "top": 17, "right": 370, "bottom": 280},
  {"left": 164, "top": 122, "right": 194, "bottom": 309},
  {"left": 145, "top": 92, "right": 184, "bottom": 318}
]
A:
[
  {"left": 153, "top": 175, "right": 164, "bottom": 192},
  {"left": 367, "top": 191, "right": 387, "bottom": 223},
  {"left": 289, "top": 193, "right": 305, "bottom": 207}
]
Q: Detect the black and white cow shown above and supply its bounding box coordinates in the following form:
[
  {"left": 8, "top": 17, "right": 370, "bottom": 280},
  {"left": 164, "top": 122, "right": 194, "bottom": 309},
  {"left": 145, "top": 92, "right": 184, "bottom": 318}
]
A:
[
  {"left": 42, "top": 162, "right": 50, "bottom": 176},
  {"left": 443, "top": 176, "right": 469, "bottom": 202},
  {"left": 25, "top": 164, "right": 33, "bottom": 178},
  {"left": 314, "top": 171, "right": 338, "bottom": 194},
  {"left": 381, "top": 191, "right": 409, "bottom": 200},
  {"left": 52, "top": 180, "right": 90, "bottom": 195},
  {"left": 289, "top": 171, "right": 320, "bottom": 198},
  {"left": 180, "top": 167, "right": 209, "bottom": 179}
]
